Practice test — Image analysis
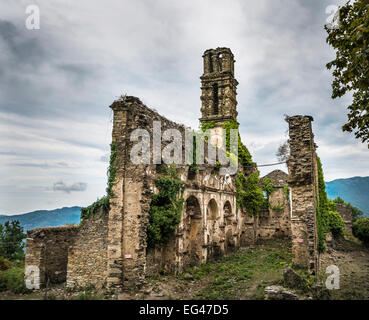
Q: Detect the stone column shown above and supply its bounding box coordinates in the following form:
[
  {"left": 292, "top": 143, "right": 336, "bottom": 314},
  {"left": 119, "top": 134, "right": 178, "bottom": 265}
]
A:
[{"left": 287, "top": 115, "right": 319, "bottom": 274}]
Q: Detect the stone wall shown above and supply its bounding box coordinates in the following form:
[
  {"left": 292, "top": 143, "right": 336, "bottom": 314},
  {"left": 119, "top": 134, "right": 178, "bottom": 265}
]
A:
[
  {"left": 66, "top": 206, "right": 109, "bottom": 289},
  {"left": 25, "top": 226, "right": 78, "bottom": 287},
  {"left": 108, "top": 96, "right": 187, "bottom": 289},
  {"left": 287, "top": 115, "right": 319, "bottom": 274},
  {"left": 336, "top": 204, "right": 353, "bottom": 234},
  {"left": 258, "top": 170, "right": 291, "bottom": 240},
  {"left": 108, "top": 96, "right": 249, "bottom": 286}
]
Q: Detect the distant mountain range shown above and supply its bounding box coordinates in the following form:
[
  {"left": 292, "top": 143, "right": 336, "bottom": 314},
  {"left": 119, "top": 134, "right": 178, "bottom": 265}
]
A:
[
  {"left": 0, "top": 206, "right": 81, "bottom": 232},
  {"left": 0, "top": 176, "right": 367, "bottom": 232},
  {"left": 326, "top": 176, "right": 369, "bottom": 217}
]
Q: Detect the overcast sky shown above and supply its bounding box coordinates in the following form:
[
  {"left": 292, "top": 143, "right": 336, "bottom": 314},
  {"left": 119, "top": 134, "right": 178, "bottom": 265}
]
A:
[{"left": 0, "top": 0, "right": 367, "bottom": 215}]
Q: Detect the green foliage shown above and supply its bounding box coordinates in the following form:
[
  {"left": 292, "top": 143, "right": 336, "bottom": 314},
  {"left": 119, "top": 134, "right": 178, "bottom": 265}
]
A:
[
  {"left": 236, "top": 172, "right": 264, "bottom": 217},
  {"left": 316, "top": 157, "right": 345, "bottom": 252},
  {"left": 201, "top": 121, "right": 216, "bottom": 132},
  {"left": 75, "top": 290, "right": 104, "bottom": 300},
  {"left": 332, "top": 197, "right": 364, "bottom": 221},
  {"left": 80, "top": 142, "right": 116, "bottom": 222},
  {"left": 147, "top": 165, "right": 186, "bottom": 247},
  {"left": 80, "top": 196, "right": 109, "bottom": 222},
  {"left": 283, "top": 185, "right": 290, "bottom": 201},
  {"left": 327, "top": 211, "right": 345, "bottom": 238},
  {"left": 316, "top": 157, "right": 330, "bottom": 252},
  {"left": 0, "top": 221, "right": 26, "bottom": 262},
  {"left": 325, "top": 0, "right": 369, "bottom": 146},
  {"left": 271, "top": 201, "right": 285, "bottom": 213},
  {"left": 106, "top": 141, "right": 117, "bottom": 198},
  {"left": 0, "top": 267, "right": 29, "bottom": 294},
  {"left": 0, "top": 257, "right": 12, "bottom": 271},
  {"left": 222, "top": 119, "right": 253, "bottom": 171},
  {"left": 352, "top": 217, "right": 369, "bottom": 245}
]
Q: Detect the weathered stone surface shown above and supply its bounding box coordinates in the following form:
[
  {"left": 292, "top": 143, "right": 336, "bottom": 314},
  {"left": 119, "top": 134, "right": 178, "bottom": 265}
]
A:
[
  {"left": 24, "top": 48, "right": 303, "bottom": 291},
  {"left": 287, "top": 116, "right": 319, "bottom": 273},
  {"left": 25, "top": 226, "right": 78, "bottom": 286},
  {"left": 336, "top": 204, "right": 353, "bottom": 234},
  {"left": 264, "top": 285, "right": 299, "bottom": 300},
  {"left": 66, "top": 206, "right": 108, "bottom": 289},
  {"left": 283, "top": 266, "right": 308, "bottom": 290}
]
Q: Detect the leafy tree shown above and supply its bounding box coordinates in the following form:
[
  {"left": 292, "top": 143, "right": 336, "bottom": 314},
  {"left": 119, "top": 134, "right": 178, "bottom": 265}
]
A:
[
  {"left": 0, "top": 221, "right": 26, "bottom": 261},
  {"left": 325, "top": 0, "right": 369, "bottom": 146}
]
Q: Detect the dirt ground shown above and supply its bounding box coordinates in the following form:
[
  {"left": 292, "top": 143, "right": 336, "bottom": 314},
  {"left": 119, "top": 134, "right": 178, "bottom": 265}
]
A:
[{"left": 319, "top": 234, "right": 369, "bottom": 300}]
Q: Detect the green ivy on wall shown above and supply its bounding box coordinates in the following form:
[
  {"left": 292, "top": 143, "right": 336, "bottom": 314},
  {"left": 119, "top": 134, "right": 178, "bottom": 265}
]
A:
[
  {"left": 316, "top": 157, "right": 345, "bottom": 252},
  {"left": 147, "top": 165, "right": 186, "bottom": 247},
  {"left": 236, "top": 172, "right": 264, "bottom": 217},
  {"left": 80, "top": 141, "right": 116, "bottom": 223}
]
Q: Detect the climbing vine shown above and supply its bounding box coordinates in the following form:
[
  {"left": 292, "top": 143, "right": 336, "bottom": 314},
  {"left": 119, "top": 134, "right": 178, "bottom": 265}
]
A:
[
  {"left": 222, "top": 119, "right": 253, "bottom": 171},
  {"left": 80, "top": 141, "right": 116, "bottom": 223},
  {"left": 106, "top": 141, "right": 117, "bottom": 198},
  {"left": 316, "top": 157, "right": 345, "bottom": 252},
  {"left": 201, "top": 120, "right": 216, "bottom": 132},
  {"left": 147, "top": 165, "right": 186, "bottom": 247},
  {"left": 235, "top": 172, "right": 264, "bottom": 217}
]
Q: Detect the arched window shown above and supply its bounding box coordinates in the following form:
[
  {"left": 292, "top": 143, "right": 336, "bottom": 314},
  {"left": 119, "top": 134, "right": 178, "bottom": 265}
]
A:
[{"left": 207, "top": 199, "right": 219, "bottom": 220}]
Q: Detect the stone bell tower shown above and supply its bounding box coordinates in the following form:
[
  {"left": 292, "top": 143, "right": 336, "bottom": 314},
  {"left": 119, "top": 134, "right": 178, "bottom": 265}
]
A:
[{"left": 200, "top": 47, "right": 238, "bottom": 125}]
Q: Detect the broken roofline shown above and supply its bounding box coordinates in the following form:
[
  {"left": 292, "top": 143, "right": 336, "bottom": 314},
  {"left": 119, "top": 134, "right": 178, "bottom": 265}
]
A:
[{"left": 128, "top": 121, "right": 239, "bottom": 176}]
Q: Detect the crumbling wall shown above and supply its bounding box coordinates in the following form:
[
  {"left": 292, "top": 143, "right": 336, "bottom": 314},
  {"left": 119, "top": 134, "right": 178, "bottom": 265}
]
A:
[
  {"left": 336, "top": 204, "right": 353, "bottom": 234},
  {"left": 66, "top": 206, "right": 109, "bottom": 289},
  {"left": 108, "top": 96, "right": 249, "bottom": 286},
  {"left": 108, "top": 96, "right": 187, "bottom": 289},
  {"left": 258, "top": 170, "right": 291, "bottom": 240},
  {"left": 25, "top": 226, "right": 78, "bottom": 287},
  {"left": 287, "top": 115, "right": 319, "bottom": 273}
]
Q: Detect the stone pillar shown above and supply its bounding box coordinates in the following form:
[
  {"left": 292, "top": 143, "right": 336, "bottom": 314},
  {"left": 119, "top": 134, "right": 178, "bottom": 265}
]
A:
[
  {"left": 107, "top": 99, "right": 129, "bottom": 289},
  {"left": 287, "top": 115, "right": 319, "bottom": 274}
]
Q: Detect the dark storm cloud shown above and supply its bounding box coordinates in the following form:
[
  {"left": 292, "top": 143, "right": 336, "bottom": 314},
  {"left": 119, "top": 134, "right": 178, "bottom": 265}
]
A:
[
  {"left": 53, "top": 181, "right": 87, "bottom": 193},
  {"left": 0, "top": 19, "right": 46, "bottom": 67}
]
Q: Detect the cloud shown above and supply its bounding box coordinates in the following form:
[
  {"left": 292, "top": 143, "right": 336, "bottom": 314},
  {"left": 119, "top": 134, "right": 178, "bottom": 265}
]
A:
[
  {"left": 53, "top": 181, "right": 88, "bottom": 194},
  {"left": 100, "top": 153, "right": 110, "bottom": 163},
  {"left": 0, "top": 0, "right": 367, "bottom": 214}
]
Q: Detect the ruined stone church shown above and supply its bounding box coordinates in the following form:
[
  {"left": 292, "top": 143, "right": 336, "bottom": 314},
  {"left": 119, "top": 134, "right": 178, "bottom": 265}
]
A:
[{"left": 25, "top": 48, "right": 321, "bottom": 290}]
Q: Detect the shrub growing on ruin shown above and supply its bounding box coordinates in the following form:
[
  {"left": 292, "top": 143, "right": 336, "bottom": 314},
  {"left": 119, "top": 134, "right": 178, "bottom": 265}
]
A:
[
  {"left": 316, "top": 157, "right": 345, "bottom": 251},
  {"left": 236, "top": 172, "right": 264, "bottom": 217},
  {"left": 352, "top": 217, "right": 369, "bottom": 246},
  {"left": 327, "top": 211, "right": 345, "bottom": 238},
  {"left": 147, "top": 166, "right": 186, "bottom": 247}
]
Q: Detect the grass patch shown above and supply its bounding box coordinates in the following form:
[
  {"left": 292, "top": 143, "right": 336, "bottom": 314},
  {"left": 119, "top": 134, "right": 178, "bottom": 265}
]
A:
[{"left": 189, "top": 239, "right": 292, "bottom": 300}]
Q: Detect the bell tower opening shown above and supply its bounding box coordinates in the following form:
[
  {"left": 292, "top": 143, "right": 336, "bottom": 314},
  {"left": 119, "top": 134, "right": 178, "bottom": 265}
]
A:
[{"left": 213, "top": 83, "right": 218, "bottom": 115}]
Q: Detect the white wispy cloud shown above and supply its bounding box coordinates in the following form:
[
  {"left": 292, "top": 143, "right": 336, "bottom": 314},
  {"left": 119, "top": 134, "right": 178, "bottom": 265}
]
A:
[{"left": 0, "top": 0, "right": 367, "bottom": 214}]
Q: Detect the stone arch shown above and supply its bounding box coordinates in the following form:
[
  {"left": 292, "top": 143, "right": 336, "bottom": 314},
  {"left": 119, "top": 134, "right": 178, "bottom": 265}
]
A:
[
  {"left": 223, "top": 201, "right": 233, "bottom": 225},
  {"left": 185, "top": 195, "right": 203, "bottom": 266},
  {"left": 185, "top": 195, "right": 201, "bottom": 218},
  {"left": 207, "top": 198, "right": 219, "bottom": 220}
]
